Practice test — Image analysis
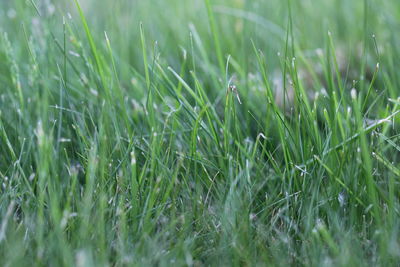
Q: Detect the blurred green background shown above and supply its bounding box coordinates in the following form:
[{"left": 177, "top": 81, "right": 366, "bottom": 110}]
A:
[{"left": 2, "top": 0, "right": 399, "bottom": 80}]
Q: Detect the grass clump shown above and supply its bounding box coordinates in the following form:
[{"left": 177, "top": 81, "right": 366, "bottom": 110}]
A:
[{"left": 0, "top": 0, "right": 400, "bottom": 265}]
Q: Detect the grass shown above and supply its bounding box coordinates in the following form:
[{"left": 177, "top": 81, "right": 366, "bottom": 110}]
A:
[{"left": 0, "top": 0, "right": 400, "bottom": 265}]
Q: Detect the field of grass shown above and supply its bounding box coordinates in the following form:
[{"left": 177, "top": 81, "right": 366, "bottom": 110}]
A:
[{"left": 1, "top": 0, "right": 400, "bottom": 265}]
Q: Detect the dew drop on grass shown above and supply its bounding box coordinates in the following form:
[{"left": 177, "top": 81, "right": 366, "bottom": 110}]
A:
[
  {"left": 338, "top": 191, "right": 347, "bottom": 207},
  {"left": 351, "top": 88, "right": 357, "bottom": 99}
]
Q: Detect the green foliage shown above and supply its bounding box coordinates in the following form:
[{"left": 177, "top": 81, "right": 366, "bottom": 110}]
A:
[{"left": 0, "top": 0, "right": 400, "bottom": 265}]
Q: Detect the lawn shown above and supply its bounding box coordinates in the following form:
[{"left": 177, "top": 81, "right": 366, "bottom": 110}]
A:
[{"left": 1, "top": 0, "right": 400, "bottom": 265}]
